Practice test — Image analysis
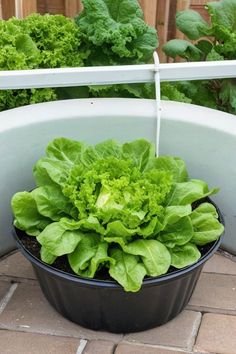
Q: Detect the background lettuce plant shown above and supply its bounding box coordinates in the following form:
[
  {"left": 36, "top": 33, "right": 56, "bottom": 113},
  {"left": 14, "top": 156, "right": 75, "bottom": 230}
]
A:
[
  {"left": 163, "top": 0, "right": 236, "bottom": 114},
  {"left": 12, "top": 138, "right": 224, "bottom": 292},
  {"left": 0, "top": 0, "right": 159, "bottom": 110}
]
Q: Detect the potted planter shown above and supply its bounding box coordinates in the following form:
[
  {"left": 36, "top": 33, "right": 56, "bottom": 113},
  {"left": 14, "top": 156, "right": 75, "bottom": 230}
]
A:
[{"left": 11, "top": 136, "right": 224, "bottom": 333}]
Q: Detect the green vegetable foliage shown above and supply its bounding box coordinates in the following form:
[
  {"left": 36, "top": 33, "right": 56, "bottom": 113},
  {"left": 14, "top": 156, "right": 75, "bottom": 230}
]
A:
[
  {"left": 163, "top": 0, "right": 236, "bottom": 114},
  {"left": 0, "top": 0, "right": 158, "bottom": 111},
  {"left": 12, "top": 138, "right": 224, "bottom": 292}
]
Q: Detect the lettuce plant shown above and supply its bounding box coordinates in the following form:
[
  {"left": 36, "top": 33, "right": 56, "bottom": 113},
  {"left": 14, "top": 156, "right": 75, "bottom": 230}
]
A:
[
  {"left": 163, "top": 0, "right": 236, "bottom": 114},
  {"left": 12, "top": 138, "right": 224, "bottom": 292}
]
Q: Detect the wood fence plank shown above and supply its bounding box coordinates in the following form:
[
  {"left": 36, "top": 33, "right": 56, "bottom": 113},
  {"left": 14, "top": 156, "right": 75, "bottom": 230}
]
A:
[
  {"left": 65, "top": 0, "right": 83, "bottom": 17},
  {"left": 175, "top": 0, "right": 190, "bottom": 40},
  {"left": 0, "top": 0, "right": 3, "bottom": 19},
  {"left": 139, "top": 0, "right": 157, "bottom": 28},
  {"left": 22, "top": 0, "right": 37, "bottom": 17},
  {"left": 1, "top": 0, "right": 15, "bottom": 19},
  {"left": 156, "top": 0, "right": 170, "bottom": 62}
]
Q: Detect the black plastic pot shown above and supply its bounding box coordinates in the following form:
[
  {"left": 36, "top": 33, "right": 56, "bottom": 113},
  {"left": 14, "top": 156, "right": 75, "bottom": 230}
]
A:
[{"left": 12, "top": 201, "right": 224, "bottom": 333}]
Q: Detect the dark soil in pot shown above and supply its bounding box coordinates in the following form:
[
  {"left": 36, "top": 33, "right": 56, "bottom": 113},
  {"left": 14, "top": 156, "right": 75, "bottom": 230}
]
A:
[{"left": 12, "top": 198, "right": 224, "bottom": 333}]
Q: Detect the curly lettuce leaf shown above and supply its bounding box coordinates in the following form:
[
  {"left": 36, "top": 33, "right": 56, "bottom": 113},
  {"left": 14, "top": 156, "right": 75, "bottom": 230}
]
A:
[{"left": 76, "top": 0, "right": 158, "bottom": 65}]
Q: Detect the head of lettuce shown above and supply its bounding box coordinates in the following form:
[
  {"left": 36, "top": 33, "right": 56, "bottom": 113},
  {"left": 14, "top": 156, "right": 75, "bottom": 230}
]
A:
[{"left": 12, "top": 138, "right": 224, "bottom": 292}]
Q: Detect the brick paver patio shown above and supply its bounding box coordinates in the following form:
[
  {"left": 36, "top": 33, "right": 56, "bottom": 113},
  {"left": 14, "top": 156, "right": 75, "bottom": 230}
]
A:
[{"left": 0, "top": 250, "right": 235, "bottom": 354}]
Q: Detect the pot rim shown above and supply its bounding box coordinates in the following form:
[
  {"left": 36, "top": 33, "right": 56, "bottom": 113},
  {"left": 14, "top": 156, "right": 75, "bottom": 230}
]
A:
[{"left": 12, "top": 198, "right": 224, "bottom": 288}]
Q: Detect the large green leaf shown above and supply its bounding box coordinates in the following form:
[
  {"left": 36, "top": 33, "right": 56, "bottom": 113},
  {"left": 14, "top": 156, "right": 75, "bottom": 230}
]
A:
[
  {"left": 46, "top": 137, "right": 84, "bottom": 165},
  {"left": 124, "top": 239, "right": 171, "bottom": 276},
  {"left": 33, "top": 158, "right": 71, "bottom": 187},
  {"left": 148, "top": 156, "right": 188, "bottom": 183},
  {"left": 206, "top": 0, "right": 236, "bottom": 31},
  {"left": 37, "top": 222, "right": 82, "bottom": 256},
  {"left": 11, "top": 191, "right": 51, "bottom": 236},
  {"left": 158, "top": 216, "right": 193, "bottom": 248},
  {"left": 32, "top": 185, "right": 75, "bottom": 221},
  {"left": 163, "top": 205, "right": 192, "bottom": 226},
  {"left": 81, "top": 140, "right": 122, "bottom": 166},
  {"left": 60, "top": 216, "right": 105, "bottom": 235},
  {"left": 167, "top": 179, "right": 218, "bottom": 206},
  {"left": 176, "top": 10, "right": 211, "bottom": 40},
  {"left": 190, "top": 202, "right": 224, "bottom": 245},
  {"left": 169, "top": 243, "right": 201, "bottom": 268},
  {"left": 69, "top": 237, "right": 114, "bottom": 277},
  {"left": 163, "top": 39, "right": 203, "bottom": 60},
  {"left": 122, "top": 139, "right": 155, "bottom": 171},
  {"left": 105, "top": 220, "right": 138, "bottom": 238},
  {"left": 109, "top": 248, "right": 147, "bottom": 292}
]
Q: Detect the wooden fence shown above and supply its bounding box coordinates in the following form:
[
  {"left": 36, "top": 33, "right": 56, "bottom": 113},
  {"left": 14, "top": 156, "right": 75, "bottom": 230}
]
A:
[{"left": 0, "top": 0, "right": 216, "bottom": 62}]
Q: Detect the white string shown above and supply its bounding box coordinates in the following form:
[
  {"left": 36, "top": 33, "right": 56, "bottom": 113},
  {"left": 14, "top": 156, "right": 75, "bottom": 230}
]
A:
[{"left": 153, "top": 52, "right": 161, "bottom": 157}]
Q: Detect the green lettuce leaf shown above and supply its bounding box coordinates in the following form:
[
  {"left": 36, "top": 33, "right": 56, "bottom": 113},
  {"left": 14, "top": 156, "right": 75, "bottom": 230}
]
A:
[
  {"left": 33, "top": 158, "right": 72, "bottom": 187},
  {"left": 148, "top": 156, "right": 188, "bottom": 183},
  {"left": 122, "top": 139, "right": 155, "bottom": 171},
  {"left": 169, "top": 243, "right": 201, "bottom": 268},
  {"left": 109, "top": 248, "right": 147, "bottom": 292},
  {"left": 124, "top": 239, "right": 171, "bottom": 276},
  {"left": 37, "top": 222, "right": 83, "bottom": 256},
  {"left": 190, "top": 202, "right": 224, "bottom": 245},
  {"left": 163, "top": 205, "right": 192, "bottom": 226},
  {"left": 76, "top": 0, "right": 158, "bottom": 65},
  {"left": 176, "top": 10, "right": 211, "bottom": 40},
  {"left": 163, "top": 39, "right": 203, "bottom": 61},
  {"left": 167, "top": 179, "right": 219, "bottom": 206},
  {"left": 158, "top": 216, "right": 193, "bottom": 248},
  {"left": 11, "top": 191, "right": 51, "bottom": 236},
  {"left": 40, "top": 246, "right": 57, "bottom": 264},
  {"left": 68, "top": 236, "right": 114, "bottom": 277},
  {"left": 46, "top": 137, "right": 84, "bottom": 165},
  {"left": 32, "top": 185, "right": 75, "bottom": 221}
]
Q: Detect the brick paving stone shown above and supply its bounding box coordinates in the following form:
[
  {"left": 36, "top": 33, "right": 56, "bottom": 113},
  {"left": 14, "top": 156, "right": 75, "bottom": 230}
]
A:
[
  {"left": 0, "top": 281, "right": 10, "bottom": 302},
  {"left": 194, "top": 313, "right": 236, "bottom": 354},
  {"left": 203, "top": 254, "right": 236, "bottom": 275},
  {"left": 0, "top": 330, "right": 81, "bottom": 354},
  {"left": 83, "top": 340, "right": 115, "bottom": 354},
  {"left": 187, "top": 273, "right": 236, "bottom": 314},
  {"left": 115, "top": 343, "right": 190, "bottom": 354},
  {"left": 0, "top": 251, "right": 36, "bottom": 279},
  {"left": 124, "top": 310, "right": 201, "bottom": 350},
  {"left": 0, "top": 283, "right": 122, "bottom": 343}
]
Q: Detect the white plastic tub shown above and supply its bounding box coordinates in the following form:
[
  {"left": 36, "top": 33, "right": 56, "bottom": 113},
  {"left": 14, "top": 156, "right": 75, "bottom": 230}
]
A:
[{"left": 0, "top": 98, "right": 235, "bottom": 255}]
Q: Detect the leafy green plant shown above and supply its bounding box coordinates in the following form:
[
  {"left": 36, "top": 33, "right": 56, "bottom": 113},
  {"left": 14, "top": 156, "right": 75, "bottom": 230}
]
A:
[
  {"left": 163, "top": 0, "right": 236, "bottom": 114},
  {"left": 0, "top": 0, "right": 159, "bottom": 111},
  {"left": 0, "top": 14, "right": 87, "bottom": 111},
  {"left": 12, "top": 138, "right": 224, "bottom": 292}
]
